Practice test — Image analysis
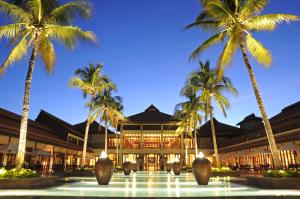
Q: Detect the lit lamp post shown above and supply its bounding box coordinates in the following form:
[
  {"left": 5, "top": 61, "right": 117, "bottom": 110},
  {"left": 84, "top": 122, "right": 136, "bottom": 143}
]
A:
[
  {"left": 192, "top": 152, "right": 212, "bottom": 185},
  {"left": 95, "top": 151, "right": 113, "bottom": 185}
]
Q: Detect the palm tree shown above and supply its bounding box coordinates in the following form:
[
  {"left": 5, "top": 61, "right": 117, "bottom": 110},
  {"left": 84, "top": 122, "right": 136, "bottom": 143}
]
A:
[
  {"left": 0, "top": 0, "right": 96, "bottom": 168},
  {"left": 91, "top": 89, "right": 124, "bottom": 154},
  {"left": 68, "top": 64, "right": 115, "bottom": 167},
  {"left": 175, "top": 94, "right": 203, "bottom": 157},
  {"left": 186, "top": 0, "right": 299, "bottom": 169},
  {"left": 182, "top": 61, "right": 237, "bottom": 168}
]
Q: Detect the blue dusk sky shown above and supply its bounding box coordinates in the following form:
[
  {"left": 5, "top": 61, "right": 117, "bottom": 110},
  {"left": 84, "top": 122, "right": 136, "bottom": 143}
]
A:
[{"left": 0, "top": 0, "right": 300, "bottom": 127}]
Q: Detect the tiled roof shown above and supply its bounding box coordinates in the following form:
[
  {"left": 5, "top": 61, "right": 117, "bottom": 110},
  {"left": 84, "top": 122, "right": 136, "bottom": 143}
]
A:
[
  {"left": 270, "top": 101, "right": 300, "bottom": 123},
  {"left": 236, "top": 113, "right": 262, "bottom": 126},
  {"left": 36, "top": 110, "right": 83, "bottom": 137},
  {"left": 199, "top": 118, "right": 242, "bottom": 137},
  {"left": 0, "top": 108, "right": 85, "bottom": 151},
  {"left": 126, "top": 105, "right": 178, "bottom": 123},
  {"left": 74, "top": 120, "right": 115, "bottom": 135}
]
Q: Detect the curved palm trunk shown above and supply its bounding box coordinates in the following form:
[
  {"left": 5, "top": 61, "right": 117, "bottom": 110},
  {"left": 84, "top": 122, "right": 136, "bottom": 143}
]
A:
[
  {"left": 81, "top": 109, "right": 92, "bottom": 168},
  {"left": 209, "top": 109, "right": 221, "bottom": 168},
  {"left": 240, "top": 38, "right": 282, "bottom": 169},
  {"left": 104, "top": 120, "right": 108, "bottom": 153},
  {"left": 16, "top": 49, "right": 36, "bottom": 169}
]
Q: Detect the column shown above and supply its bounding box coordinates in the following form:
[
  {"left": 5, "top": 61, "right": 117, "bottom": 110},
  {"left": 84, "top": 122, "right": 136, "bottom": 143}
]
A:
[
  {"left": 160, "top": 125, "right": 163, "bottom": 150},
  {"left": 49, "top": 146, "right": 54, "bottom": 172},
  {"left": 140, "top": 125, "right": 143, "bottom": 149},
  {"left": 1, "top": 153, "right": 7, "bottom": 166},
  {"left": 120, "top": 124, "right": 123, "bottom": 150}
]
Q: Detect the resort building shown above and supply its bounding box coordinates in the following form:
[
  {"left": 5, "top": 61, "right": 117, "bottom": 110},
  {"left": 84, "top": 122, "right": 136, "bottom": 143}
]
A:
[
  {"left": 0, "top": 109, "right": 94, "bottom": 171},
  {"left": 0, "top": 102, "right": 300, "bottom": 171}
]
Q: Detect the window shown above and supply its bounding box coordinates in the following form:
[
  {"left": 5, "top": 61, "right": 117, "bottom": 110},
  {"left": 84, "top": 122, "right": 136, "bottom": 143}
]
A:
[{"left": 68, "top": 136, "right": 77, "bottom": 145}]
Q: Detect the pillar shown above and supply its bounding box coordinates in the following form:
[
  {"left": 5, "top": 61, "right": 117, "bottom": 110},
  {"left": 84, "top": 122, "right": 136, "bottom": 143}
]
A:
[
  {"left": 49, "top": 146, "right": 54, "bottom": 172},
  {"left": 1, "top": 153, "right": 7, "bottom": 166}
]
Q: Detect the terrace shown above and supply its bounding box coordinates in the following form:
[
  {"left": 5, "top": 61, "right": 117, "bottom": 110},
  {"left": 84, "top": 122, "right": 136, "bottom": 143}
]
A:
[{"left": 0, "top": 171, "right": 300, "bottom": 198}]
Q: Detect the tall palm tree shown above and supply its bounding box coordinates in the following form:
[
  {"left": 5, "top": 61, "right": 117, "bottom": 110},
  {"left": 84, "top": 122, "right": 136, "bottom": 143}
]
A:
[
  {"left": 182, "top": 61, "right": 237, "bottom": 168},
  {"left": 186, "top": 0, "right": 299, "bottom": 169},
  {"left": 0, "top": 0, "right": 96, "bottom": 168},
  {"left": 68, "top": 64, "right": 115, "bottom": 167},
  {"left": 91, "top": 89, "right": 124, "bottom": 154},
  {"left": 175, "top": 94, "right": 203, "bottom": 157}
]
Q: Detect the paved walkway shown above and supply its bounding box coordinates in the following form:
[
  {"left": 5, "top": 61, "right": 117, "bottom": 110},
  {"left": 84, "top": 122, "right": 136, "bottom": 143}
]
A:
[{"left": 1, "top": 171, "right": 300, "bottom": 198}]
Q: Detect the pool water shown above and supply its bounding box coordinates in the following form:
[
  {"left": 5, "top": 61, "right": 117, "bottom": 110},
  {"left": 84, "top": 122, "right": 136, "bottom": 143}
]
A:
[{"left": 1, "top": 171, "right": 300, "bottom": 197}]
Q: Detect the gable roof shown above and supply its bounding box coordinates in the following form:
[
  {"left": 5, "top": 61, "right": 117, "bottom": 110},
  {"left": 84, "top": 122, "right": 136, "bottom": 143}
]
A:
[
  {"left": 0, "top": 108, "right": 86, "bottom": 151},
  {"left": 270, "top": 101, "right": 300, "bottom": 123},
  {"left": 36, "top": 110, "right": 83, "bottom": 138},
  {"left": 126, "top": 105, "right": 177, "bottom": 124},
  {"left": 199, "top": 118, "right": 242, "bottom": 137},
  {"left": 237, "top": 113, "right": 262, "bottom": 126},
  {"left": 74, "top": 120, "right": 115, "bottom": 135}
]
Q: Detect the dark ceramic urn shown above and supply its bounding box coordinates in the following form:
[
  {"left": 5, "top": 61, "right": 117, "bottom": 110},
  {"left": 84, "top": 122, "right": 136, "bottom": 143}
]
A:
[
  {"left": 173, "top": 161, "right": 181, "bottom": 175},
  {"left": 192, "top": 158, "right": 212, "bottom": 185},
  {"left": 123, "top": 161, "right": 132, "bottom": 175},
  {"left": 166, "top": 163, "right": 172, "bottom": 173},
  {"left": 132, "top": 163, "right": 137, "bottom": 172},
  {"left": 95, "top": 158, "right": 113, "bottom": 185}
]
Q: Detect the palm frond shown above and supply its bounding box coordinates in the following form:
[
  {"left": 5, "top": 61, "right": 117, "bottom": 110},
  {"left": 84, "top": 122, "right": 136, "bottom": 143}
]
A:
[
  {"left": 47, "top": 25, "right": 97, "bottom": 50},
  {"left": 0, "top": 1, "right": 28, "bottom": 22},
  {"left": 245, "top": 33, "right": 272, "bottom": 67},
  {"left": 240, "top": 0, "right": 268, "bottom": 19},
  {"left": 204, "top": 0, "right": 234, "bottom": 21},
  {"left": 27, "top": 0, "right": 42, "bottom": 22},
  {"left": 217, "top": 31, "right": 239, "bottom": 79},
  {"left": 0, "top": 23, "right": 23, "bottom": 40},
  {"left": 189, "top": 30, "right": 227, "bottom": 60},
  {"left": 0, "top": 33, "right": 29, "bottom": 76},
  {"left": 49, "top": 0, "right": 91, "bottom": 24},
  {"left": 244, "top": 14, "right": 299, "bottom": 31},
  {"left": 36, "top": 35, "right": 56, "bottom": 74}
]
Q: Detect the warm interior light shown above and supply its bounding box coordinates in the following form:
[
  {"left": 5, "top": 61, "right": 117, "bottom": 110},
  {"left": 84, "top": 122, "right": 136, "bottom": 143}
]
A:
[
  {"left": 197, "top": 152, "right": 205, "bottom": 158},
  {"left": 132, "top": 160, "right": 136, "bottom": 164},
  {"left": 174, "top": 156, "right": 180, "bottom": 163},
  {"left": 100, "top": 151, "right": 108, "bottom": 159}
]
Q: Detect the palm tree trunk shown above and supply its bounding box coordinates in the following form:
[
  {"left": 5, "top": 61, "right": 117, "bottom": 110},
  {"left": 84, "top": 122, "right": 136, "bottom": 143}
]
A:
[
  {"left": 105, "top": 120, "right": 108, "bottom": 153},
  {"left": 209, "top": 108, "right": 221, "bottom": 168},
  {"left": 16, "top": 49, "right": 36, "bottom": 169},
  {"left": 240, "top": 37, "right": 282, "bottom": 169},
  {"left": 194, "top": 126, "right": 198, "bottom": 156},
  {"left": 81, "top": 109, "right": 91, "bottom": 168}
]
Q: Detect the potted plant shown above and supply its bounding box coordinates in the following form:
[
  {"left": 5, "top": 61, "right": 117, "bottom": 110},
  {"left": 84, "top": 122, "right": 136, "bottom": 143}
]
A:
[
  {"left": 192, "top": 152, "right": 212, "bottom": 185},
  {"left": 173, "top": 157, "right": 181, "bottom": 175},
  {"left": 132, "top": 160, "right": 137, "bottom": 173},
  {"left": 166, "top": 161, "right": 172, "bottom": 173},
  {"left": 95, "top": 151, "right": 113, "bottom": 185},
  {"left": 123, "top": 160, "right": 132, "bottom": 175}
]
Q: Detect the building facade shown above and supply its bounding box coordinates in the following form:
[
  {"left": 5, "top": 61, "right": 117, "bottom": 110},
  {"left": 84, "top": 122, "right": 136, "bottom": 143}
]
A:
[{"left": 1, "top": 102, "right": 300, "bottom": 171}]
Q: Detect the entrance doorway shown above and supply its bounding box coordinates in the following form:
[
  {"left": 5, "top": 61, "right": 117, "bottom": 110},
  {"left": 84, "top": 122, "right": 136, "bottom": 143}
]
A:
[{"left": 144, "top": 154, "right": 159, "bottom": 170}]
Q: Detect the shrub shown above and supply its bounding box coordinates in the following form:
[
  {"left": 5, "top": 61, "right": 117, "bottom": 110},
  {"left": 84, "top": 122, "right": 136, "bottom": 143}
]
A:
[
  {"left": 0, "top": 168, "right": 39, "bottom": 179},
  {"left": 264, "top": 170, "right": 300, "bottom": 178},
  {"left": 212, "top": 167, "right": 233, "bottom": 173}
]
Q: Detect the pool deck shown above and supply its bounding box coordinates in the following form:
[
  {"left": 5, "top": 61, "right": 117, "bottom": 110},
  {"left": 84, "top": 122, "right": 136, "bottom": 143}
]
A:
[{"left": 1, "top": 171, "right": 300, "bottom": 198}]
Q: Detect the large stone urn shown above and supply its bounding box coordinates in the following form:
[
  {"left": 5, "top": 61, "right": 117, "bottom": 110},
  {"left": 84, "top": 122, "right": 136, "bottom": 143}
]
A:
[
  {"left": 166, "top": 163, "right": 172, "bottom": 173},
  {"left": 123, "top": 161, "right": 132, "bottom": 175},
  {"left": 173, "top": 161, "right": 181, "bottom": 175},
  {"left": 132, "top": 162, "right": 137, "bottom": 172},
  {"left": 95, "top": 157, "right": 113, "bottom": 185},
  {"left": 192, "top": 154, "right": 212, "bottom": 185}
]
